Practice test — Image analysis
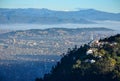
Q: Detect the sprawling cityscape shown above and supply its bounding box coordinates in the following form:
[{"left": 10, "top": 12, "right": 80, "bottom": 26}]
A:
[{"left": 0, "top": 28, "right": 116, "bottom": 60}]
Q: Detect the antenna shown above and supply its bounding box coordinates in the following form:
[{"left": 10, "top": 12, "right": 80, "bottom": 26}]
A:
[{"left": 90, "top": 32, "right": 94, "bottom": 40}]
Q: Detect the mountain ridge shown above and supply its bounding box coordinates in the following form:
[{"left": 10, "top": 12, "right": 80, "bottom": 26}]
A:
[
  {"left": 0, "top": 27, "right": 114, "bottom": 38},
  {"left": 0, "top": 8, "right": 120, "bottom": 24}
]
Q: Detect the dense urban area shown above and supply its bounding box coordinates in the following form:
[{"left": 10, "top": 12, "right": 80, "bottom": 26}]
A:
[{"left": 0, "top": 28, "right": 116, "bottom": 60}]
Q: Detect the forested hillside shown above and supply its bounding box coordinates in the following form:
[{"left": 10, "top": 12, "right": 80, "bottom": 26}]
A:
[{"left": 36, "top": 34, "right": 120, "bottom": 81}]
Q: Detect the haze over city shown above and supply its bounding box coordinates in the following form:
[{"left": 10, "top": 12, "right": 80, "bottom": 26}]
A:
[{"left": 0, "top": 1, "right": 120, "bottom": 81}]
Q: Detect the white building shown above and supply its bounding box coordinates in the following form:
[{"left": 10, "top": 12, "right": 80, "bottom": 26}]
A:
[
  {"left": 86, "top": 49, "right": 93, "bottom": 55},
  {"left": 90, "top": 59, "right": 96, "bottom": 63}
]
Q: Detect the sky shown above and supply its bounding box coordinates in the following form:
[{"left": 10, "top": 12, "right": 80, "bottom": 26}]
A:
[{"left": 0, "top": 0, "right": 120, "bottom": 13}]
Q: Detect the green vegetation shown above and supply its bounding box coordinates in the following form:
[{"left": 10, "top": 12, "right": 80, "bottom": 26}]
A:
[{"left": 36, "top": 34, "right": 120, "bottom": 81}]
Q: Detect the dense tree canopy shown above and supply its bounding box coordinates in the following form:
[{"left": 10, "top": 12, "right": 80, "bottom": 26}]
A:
[{"left": 36, "top": 34, "right": 120, "bottom": 81}]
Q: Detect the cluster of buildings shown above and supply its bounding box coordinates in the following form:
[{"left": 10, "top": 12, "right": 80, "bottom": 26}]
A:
[{"left": 85, "top": 40, "right": 118, "bottom": 64}]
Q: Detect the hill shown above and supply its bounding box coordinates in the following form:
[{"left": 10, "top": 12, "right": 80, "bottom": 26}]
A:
[
  {"left": 36, "top": 34, "right": 120, "bottom": 81},
  {"left": 0, "top": 27, "right": 113, "bottom": 38},
  {"left": 0, "top": 8, "right": 120, "bottom": 24}
]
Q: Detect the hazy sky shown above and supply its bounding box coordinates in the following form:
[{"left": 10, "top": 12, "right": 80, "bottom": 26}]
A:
[{"left": 0, "top": 0, "right": 120, "bottom": 13}]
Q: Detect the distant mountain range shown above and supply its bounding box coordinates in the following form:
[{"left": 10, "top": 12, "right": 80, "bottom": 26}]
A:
[{"left": 0, "top": 8, "right": 120, "bottom": 24}]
